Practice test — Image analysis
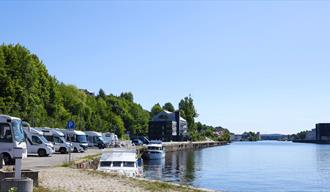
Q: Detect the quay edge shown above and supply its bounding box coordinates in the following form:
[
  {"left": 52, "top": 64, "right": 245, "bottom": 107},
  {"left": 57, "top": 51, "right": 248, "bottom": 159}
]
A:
[{"left": 163, "top": 141, "right": 228, "bottom": 152}]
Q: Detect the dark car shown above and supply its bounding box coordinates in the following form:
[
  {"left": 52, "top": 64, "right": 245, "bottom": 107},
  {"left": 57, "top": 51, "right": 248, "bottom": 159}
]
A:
[
  {"left": 132, "top": 139, "right": 143, "bottom": 146},
  {"left": 131, "top": 136, "right": 150, "bottom": 144}
]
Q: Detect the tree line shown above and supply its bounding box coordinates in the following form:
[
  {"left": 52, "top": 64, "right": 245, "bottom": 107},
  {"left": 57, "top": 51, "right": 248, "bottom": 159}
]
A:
[
  {"left": 0, "top": 44, "right": 149, "bottom": 138},
  {"left": 0, "top": 44, "right": 230, "bottom": 142},
  {"left": 150, "top": 97, "right": 231, "bottom": 142}
]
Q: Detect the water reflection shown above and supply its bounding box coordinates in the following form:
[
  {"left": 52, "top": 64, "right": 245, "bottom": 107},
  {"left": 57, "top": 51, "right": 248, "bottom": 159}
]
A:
[
  {"left": 316, "top": 145, "right": 330, "bottom": 181},
  {"left": 144, "top": 150, "right": 196, "bottom": 184},
  {"left": 143, "top": 142, "right": 330, "bottom": 192}
]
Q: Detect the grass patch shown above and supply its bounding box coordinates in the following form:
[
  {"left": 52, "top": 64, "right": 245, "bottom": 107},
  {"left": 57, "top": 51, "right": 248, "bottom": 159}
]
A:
[
  {"left": 79, "top": 153, "right": 101, "bottom": 161},
  {"left": 82, "top": 169, "right": 209, "bottom": 192},
  {"left": 60, "top": 161, "right": 74, "bottom": 168},
  {"left": 33, "top": 186, "right": 66, "bottom": 192},
  {"left": 133, "top": 179, "right": 207, "bottom": 192}
]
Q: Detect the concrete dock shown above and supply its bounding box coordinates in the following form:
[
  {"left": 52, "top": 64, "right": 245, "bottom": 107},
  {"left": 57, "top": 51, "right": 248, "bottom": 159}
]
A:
[{"left": 163, "top": 141, "right": 227, "bottom": 152}]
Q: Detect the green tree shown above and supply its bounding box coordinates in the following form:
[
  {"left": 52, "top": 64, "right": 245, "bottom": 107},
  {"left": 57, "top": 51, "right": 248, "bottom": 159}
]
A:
[
  {"left": 120, "top": 92, "right": 134, "bottom": 102},
  {"left": 150, "top": 103, "right": 162, "bottom": 118},
  {"left": 162, "top": 102, "right": 175, "bottom": 112},
  {"left": 179, "top": 96, "right": 198, "bottom": 134},
  {"left": 98, "top": 89, "right": 106, "bottom": 99}
]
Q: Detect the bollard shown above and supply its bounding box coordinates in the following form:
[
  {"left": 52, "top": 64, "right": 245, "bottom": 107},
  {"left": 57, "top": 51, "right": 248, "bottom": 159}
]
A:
[
  {"left": 1, "top": 177, "right": 33, "bottom": 192},
  {"left": 13, "top": 148, "right": 23, "bottom": 179},
  {"left": 0, "top": 147, "right": 33, "bottom": 192}
]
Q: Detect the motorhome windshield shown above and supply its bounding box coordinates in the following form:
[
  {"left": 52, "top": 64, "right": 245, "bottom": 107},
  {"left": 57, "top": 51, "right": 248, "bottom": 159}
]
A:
[
  {"left": 59, "top": 136, "right": 66, "bottom": 143},
  {"left": 40, "top": 135, "right": 49, "bottom": 143},
  {"left": 11, "top": 120, "right": 25, "bottom": 143},
  {"left": 97, "top": 136, "right": 104, "bottom": 142},
  {"left": 77, "top": 135, "right": 87, "bottom": 143}
]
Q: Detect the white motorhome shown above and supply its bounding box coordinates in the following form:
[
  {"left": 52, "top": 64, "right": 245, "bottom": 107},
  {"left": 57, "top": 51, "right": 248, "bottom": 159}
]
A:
[
  {"left": 37, "top": 127, "right": 73, "bottom": 154},
  {"left": 85, "top": 131, "right": 106, "bottom": 149},
  {"left": 0, "top": 115, "right": 27, "bottom": 165},
  {"left": 60, "top": 129, "right": 88, "bottom": 152},
  {"left": 22, "top": 123, "right": 54, "bottom": 157},
  {"left": 102, "top": 132, "right": 119, "bottom": 147}
]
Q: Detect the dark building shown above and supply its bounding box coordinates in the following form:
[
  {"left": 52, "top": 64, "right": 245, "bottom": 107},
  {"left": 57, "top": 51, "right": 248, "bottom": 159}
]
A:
[
  {"left": 148, "top": 110, "right": 188, "bottom": 141},
  {"left": 316, "top": 123, "right": 330, "bottom": 144}
]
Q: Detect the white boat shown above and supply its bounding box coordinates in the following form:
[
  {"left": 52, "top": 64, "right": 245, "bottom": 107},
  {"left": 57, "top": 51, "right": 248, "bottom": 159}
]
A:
[
  {"left": 97, "top": 148, "right": 143, "bottom": 177},
  {"left": 145, "top": 140, "right": 165, "bottom": 160}
]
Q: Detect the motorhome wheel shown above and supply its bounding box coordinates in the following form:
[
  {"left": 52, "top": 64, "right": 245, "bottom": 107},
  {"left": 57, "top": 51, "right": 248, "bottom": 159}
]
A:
[
  {"left": 59, "top": 147, "right": 67, "bottom": 154},
  {"left": 38, "top": 149, "right": 47, "bottom": 157},
  {"left": 2, "top": 153, "right": 14, "bottom": 165}
]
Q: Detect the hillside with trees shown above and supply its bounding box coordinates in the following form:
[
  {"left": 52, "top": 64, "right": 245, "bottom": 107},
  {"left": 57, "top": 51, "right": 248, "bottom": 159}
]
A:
[
  {"left": 0, "top": 44, "right": 230, "bottom": 142},
  {"left": 0, "top": 44, "right": 149, "bottom": 138}
]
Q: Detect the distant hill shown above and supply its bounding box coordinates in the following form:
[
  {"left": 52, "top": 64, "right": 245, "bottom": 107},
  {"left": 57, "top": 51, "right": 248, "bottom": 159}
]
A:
[{"left": 261, "top": 134, "right": 288, "bottom": 140}]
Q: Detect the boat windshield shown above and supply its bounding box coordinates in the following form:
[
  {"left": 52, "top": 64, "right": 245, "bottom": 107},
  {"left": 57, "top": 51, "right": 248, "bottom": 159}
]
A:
[
  {"left": 11, "top": 120, "right": 25, "bottom": 143},
  {"left": 148, "top": 146, "right": 162, "bottom": 150},
  {"left": 100, "top": 161, "right": 111, "bottom": 167},
  {"left": 113, "top": 161, "right": 121, "bottom": 167},
  {"left": 77, "top": 135, "right": 87, "bottom": 143},
  {"left": 123, "top": 162, "right": 135, "bottom": 167}
]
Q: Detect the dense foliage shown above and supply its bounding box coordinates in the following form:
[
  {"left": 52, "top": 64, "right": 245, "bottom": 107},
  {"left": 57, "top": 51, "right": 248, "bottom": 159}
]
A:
[
  {"left": 241, "top": 131, "right": 260, "bottom": 141},
  {"left": 0, "top": 44, "right": 149, "bottom": 138},
  {"left": 162, "top": 102, "right": 175, "bottom": 112},
  {"left": 289, "top": 131, "right": 307, "bottom": 140},
  {"left": 0, "top": 44, "right": 230, "bottom": 142}
]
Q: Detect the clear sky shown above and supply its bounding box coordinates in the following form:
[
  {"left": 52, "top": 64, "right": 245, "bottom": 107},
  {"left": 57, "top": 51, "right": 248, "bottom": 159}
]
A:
[{"left": 1, "top": 1, "right": 330, "bottom": 134}]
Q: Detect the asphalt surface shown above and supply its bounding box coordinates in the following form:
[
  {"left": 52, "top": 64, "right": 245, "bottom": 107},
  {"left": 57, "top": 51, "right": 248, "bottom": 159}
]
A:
[{"left": 22, "top": 148, "right": 102, "bottom": 170}]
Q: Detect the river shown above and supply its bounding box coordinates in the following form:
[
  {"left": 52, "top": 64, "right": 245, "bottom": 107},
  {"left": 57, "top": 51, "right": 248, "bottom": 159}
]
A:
[{"left": 143, "top": 141, "right": 330, "bottom": 192}]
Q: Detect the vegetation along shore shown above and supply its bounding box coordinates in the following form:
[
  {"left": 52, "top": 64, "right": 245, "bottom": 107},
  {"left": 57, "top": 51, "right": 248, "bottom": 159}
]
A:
[{"left": 0, "top": 44, "right": 231, "bottom": 142}]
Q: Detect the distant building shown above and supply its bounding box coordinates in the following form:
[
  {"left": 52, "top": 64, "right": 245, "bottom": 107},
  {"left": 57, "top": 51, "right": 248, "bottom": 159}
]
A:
[
  {"left": 316, "top": 123, "right": 330, "bottom": 144},
  {"left": 80, "top": 89, "right": 95, "bottom": 96},
  {"left": 305, "top": 128, "right": 316, "bottom": 141},
  {"left": 148, "top": 110, "right": 188, "bottom": 141},
  {"left": 256, "top": 132, "right": 261, "bottom": 140},
  {"left": 233, "top": 134, "right": 242, "bottom": 141}
]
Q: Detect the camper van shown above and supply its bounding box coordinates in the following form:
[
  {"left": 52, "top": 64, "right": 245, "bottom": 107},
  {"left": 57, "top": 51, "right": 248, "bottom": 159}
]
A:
[
  {"left": 102, "top": 132, "right": 119, "bottom": 147},
  {"left": 37, "top": 128, "right": 73, "bottom": 154},
  {"left": 22, "top": 123, "right": 55, "bottom": 157},
  {"left": 85, "top": 131, "right": 106, "bottom": 149},
  {"left": 0, "top": 115, "right": 27, "bottom": 165},
  {"left": 60, "top": 129, "right": 88, "bottom": 152}
]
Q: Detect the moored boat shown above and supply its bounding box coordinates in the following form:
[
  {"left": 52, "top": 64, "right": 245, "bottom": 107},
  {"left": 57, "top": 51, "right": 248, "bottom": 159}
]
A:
[
  {"left": 97, "top": 148, "right": 143, "bottom": 177},
  {"left": 145, "top": 140, "right": 165, "bottom": 160}
]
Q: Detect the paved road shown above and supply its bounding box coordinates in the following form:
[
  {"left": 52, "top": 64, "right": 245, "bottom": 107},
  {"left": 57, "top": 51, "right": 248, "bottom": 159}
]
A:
[{"left": 22, "top": 148, "right": 102, "bottom": 170}]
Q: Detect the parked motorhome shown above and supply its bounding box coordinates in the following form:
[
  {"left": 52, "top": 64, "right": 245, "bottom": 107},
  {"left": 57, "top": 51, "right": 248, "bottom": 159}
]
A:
[
  {"left": 85, "top": 131, "right": 106, "bottom": 149},
  {"left": 37, "top": 127, "right": 73, "bottom": 154},
  {"left": 60, "top": 129, "right": 88, "bottom": 152},
  {"left": 0, "top": 115, "right": 27, "bottom": 165},
  {"left": 22, "top": 123, "right": 55, "bottom": 157},
  {"left": 97, "top": 148, "right": 143, "bottom": 177},
  {"left": 102, "top": 132, "right": 119, "bottom": 147}
]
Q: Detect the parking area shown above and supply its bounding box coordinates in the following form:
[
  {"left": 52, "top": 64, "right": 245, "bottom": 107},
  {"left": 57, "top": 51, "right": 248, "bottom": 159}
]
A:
[{"left": 22, "top": 148, "right": 102, "bottom": 170}]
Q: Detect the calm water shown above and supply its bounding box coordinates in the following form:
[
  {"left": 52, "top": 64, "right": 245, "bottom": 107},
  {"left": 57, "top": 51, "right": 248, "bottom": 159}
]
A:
[{"left": 143, "top": 141, "right": 330, "bottom": 192}]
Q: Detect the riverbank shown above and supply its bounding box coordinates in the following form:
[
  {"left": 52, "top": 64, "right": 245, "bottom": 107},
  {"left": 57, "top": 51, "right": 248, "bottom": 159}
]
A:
[
  {"left": 163, "top": 141, "right": 227, "bottom": 152},
  {"left": 36, "top": 166, "right": 214, "bottom": 192},
  {"left": 22, "top": 142, "right": 225, "bottom": 192},
  {"left": 28, "top": 145, "right": 220, "bottom": 192}
]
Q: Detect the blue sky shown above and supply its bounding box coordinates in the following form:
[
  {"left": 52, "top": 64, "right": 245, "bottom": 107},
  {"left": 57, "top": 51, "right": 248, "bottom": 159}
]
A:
[{"left": 1, "top": 1, "right": 330, "bottom": 134}]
